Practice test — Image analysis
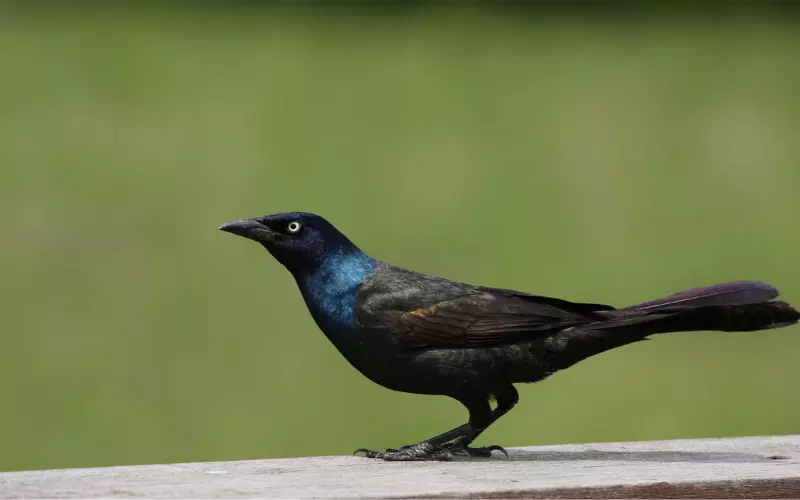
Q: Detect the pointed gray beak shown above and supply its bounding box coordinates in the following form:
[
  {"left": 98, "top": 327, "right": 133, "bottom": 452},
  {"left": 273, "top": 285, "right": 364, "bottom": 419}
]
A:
[{"left": 217, "top": 217, "right": 273, "bottom": 242}]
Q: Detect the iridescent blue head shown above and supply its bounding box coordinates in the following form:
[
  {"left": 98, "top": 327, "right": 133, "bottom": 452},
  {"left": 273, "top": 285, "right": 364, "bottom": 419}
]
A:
[
  {"left": 219, "top": 212, "right": 377, "bottom": 331},
  {"left": 218, "top": 212, "right": 363, "bottom": 275}
]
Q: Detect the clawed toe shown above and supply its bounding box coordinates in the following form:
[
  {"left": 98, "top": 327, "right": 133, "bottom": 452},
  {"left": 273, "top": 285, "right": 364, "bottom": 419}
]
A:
[
  {"left": 354, "top": 442, "right": 436, "bottom": 461},
  {"left": 466, "top": 444, "right": 508, "bottom": 458},
  {"left": 430, "top": 442, "right": 507, "bottom": 460},
  {"left": 355, "top": 441, "right": 507, "bottom": 461},
  {"left": 353, "top": 448, "right": 381, "bottom": 458}
]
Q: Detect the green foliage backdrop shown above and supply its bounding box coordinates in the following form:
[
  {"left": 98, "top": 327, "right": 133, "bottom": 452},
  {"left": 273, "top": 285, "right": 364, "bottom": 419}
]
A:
[{"left": 1, "top": 6, "right": 798, "bottom": 471}]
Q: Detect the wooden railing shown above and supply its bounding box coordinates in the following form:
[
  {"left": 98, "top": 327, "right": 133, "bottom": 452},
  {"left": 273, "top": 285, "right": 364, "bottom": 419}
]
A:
[{"left": 1, "top": 435, "right": 798, "bottom": 498}]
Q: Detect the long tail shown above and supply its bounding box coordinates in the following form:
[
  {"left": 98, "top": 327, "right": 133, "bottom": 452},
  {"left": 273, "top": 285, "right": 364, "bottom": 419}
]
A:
[
  {"left": 547, "top": 281, "right": 799, "bottom": 372},
  {"left": 609, "top": 280, "right": 799, "bottom": 333}
]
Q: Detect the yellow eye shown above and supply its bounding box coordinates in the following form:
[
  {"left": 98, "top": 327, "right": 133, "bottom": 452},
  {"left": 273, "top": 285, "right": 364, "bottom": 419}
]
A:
[{"left": 287, "top": 221, "right": 302, "bottom": 234}]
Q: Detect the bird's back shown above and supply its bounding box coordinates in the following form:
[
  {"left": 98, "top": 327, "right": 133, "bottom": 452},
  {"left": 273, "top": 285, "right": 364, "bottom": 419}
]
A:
[
  {"left": 355, "top": 262, "right": 613, "bottom": 348},
  {"left": 349, "top": 263, "right": 615, "bottom": 395}
]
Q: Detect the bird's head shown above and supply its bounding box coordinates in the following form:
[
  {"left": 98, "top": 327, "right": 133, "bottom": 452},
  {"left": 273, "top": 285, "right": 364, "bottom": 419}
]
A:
[{"left": 218, "top": 212, "right": 361, "bottom": 274}]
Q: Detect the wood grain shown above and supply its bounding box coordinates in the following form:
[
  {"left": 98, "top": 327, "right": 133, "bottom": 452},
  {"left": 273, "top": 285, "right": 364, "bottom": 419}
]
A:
[{"left": 1, "top": 435, "right": 798, "bottom": 499}]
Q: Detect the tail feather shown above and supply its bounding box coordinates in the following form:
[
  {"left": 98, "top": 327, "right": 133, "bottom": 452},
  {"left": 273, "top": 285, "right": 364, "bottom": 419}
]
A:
[
  {"left": 602, "top": 300, "right": 800, "bottom": 335},
  {"left": 620, "top": 280, "right": 778, "bottom": 312},
  {"left": 603, "top": 280, "right": 798, "bottom": 335},
  {"left": 545, "top": 282, "right": 797, "bottom": 374}
]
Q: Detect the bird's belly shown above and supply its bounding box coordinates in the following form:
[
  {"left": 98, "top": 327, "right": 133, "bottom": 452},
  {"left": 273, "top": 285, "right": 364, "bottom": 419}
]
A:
[
  {"left": 316, "top": 314, "right": 558, "bottom": 395},
  {"left": 328, "top": 337, "right": 420, "bottom": 392},
  {"left": 338, "top": 340, "right": 557, "bottom": 397},
  {"left": 304, "top": 318, "right": 413, "bottom": 392},
  {"left": 311, "top": 331, "right": 444, "bottom": 395}
]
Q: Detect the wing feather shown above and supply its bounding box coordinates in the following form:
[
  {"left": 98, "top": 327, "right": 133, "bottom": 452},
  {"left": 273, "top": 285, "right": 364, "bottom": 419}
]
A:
[
  {"left": 395, "top": 292, "right": 611, "bottom": 349},
  {"left": 353, "top": 263, "right": 614, "bottom": 351}
]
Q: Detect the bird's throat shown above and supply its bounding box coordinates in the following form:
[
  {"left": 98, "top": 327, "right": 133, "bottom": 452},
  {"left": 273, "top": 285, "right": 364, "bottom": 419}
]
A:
[{"left": 295, "top": 250, "right": 376, "bottom": 333}]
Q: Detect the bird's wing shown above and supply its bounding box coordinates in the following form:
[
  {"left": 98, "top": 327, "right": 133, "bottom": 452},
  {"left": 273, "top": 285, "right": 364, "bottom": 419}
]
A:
[{"left": 378, "top": 290, "right": 614, "bottom": 350}]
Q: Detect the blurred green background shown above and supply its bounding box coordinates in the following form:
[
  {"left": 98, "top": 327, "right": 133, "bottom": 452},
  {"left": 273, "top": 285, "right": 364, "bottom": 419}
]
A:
[{"left": 1, "top": 2, "right": 798, "bottom": 472}]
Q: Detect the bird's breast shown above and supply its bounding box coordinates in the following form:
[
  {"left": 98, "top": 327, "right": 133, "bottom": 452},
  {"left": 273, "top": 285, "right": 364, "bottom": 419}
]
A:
[
  {"left": 295, "top": 252, "right": 375, "bottom": 332},
  {"left": 303, "top": 288, "right": 359, "bottom": 331}
]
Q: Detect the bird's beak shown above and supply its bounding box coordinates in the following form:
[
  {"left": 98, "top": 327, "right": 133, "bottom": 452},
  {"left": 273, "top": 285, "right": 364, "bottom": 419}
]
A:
[{"left": 217, "top": 217, "right": 274, "bottom": 243}]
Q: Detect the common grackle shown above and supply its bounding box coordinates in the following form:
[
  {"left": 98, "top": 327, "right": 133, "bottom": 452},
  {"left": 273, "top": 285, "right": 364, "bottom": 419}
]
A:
[{"left": 219, "top": 212, "right": 799, "bottom": 461}]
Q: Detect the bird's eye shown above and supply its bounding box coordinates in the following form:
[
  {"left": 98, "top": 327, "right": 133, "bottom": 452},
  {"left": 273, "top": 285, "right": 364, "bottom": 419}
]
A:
[{"left": 287, "top": 221, "right": 302, "bottom": 234}]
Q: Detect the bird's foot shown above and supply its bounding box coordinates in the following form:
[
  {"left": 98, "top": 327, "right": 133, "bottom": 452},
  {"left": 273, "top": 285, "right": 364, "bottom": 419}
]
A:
[
  {"left": 354, "top": 441, "right": 437, "bottom": 461},
  {"left": 432, "top": 441, "right": 508, "bottom": 460},
  {"left": 354, "top": 441, "right": 507, "bottom": 461},
  {"left": 443, "top": 443, "right": 508, "bottom": 459}
]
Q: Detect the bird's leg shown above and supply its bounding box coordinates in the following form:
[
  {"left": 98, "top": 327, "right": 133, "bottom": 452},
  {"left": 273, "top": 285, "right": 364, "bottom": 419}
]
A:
[
  {"left": 443, "top": 385, "right": 519, "bottom": 458},
  {"left": 356, "top": 388, "right": 518, "bottom": 461}
]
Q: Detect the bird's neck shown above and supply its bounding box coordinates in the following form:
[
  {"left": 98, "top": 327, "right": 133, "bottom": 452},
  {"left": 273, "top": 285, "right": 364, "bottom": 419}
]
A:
[{"left": 294, "top": 248, "right": 376, "bottom": 333}]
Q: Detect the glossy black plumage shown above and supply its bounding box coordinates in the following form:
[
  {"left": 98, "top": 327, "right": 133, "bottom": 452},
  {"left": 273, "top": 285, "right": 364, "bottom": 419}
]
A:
[{"left": 219, "top": 212, "right": 800, "bottom": 461}]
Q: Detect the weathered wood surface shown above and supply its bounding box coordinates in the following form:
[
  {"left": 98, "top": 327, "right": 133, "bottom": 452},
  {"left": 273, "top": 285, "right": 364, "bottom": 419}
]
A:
[{"left": 2, "top": 435, "right": 799, "bottom": 499}]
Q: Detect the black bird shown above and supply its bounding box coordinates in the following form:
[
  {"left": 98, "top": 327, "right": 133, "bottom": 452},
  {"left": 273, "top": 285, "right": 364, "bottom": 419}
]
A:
[{"left": 218, "top": 212, "right": 799, "bottom": 461}]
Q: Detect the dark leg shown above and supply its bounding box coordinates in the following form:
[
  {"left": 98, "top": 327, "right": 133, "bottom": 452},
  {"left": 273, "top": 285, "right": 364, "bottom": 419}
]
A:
[
  {"left": 468, "top": 385, "right": 519, "bottom": 443},
  {"left": 356, "top": 386, "right": 519, "bottom": 461},
  {"left": 412, "top": 386, "right": 518, "bottom": 450},
  {"left": 355, "top": 394, "right": 490, "bottom": 461},
  {"left": 448, "top": 385, "right": 519, "bottom": 457}
]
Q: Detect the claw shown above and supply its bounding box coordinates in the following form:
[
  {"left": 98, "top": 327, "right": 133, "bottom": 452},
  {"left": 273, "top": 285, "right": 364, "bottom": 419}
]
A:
[
  {"left": 355, "top": 441, "right": 507, "bottom": 461},
  {"left": 438, "top": 441, "right": 508, "bottom": 460},
  {"left": 467, "top": 444, "right": 508, "bottom": 458},
  {"left": 491, "top": 445, "right": 508, "bottom": 458},
  {"left": 353, "top": 448, "right": 381, "bottom": 458},
  {"left": 479, "top": 444, "right": 508, "bottom": 458},
  {"left": 355, "top": 441, "right": 436, "bottom": 461}
]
